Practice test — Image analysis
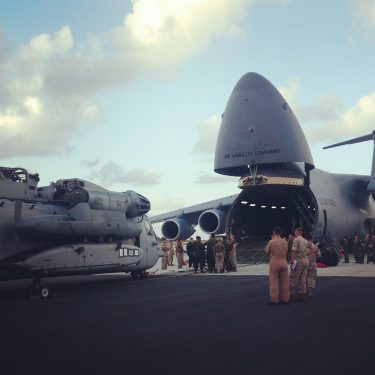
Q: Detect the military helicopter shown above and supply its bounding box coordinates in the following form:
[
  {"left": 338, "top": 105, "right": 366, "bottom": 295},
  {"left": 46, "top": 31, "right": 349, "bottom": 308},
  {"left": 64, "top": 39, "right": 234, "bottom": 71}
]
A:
[{"left": 0, "top": 166, "right": 161, "bottom": 298}]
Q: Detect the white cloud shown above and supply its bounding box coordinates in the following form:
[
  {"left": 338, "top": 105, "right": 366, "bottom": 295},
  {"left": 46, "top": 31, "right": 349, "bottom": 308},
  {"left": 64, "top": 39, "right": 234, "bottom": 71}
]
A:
[
  {"left": 20, "top": 26, "right": 74, "bottom": 61},
  {"left": 111, "top": 0, "right": 256, "bottom": 67},
  {"left": 278, "top": 79, "right": 342, "bottom": 130},
  {"left": 149, "top": 195, "right": 185, "bottom": 214},
  {"left": 277, "top": 78, "right": 375, "bottom": 144},
  {"left": 88, "top": 161, "right": 162, "bottom": 188},
  {"left": 278, "top": 79, "right": 300, "bottom": 107},
  {"left": 41, "top": 0, "right": 262, "bottom": 98},
  {"left": 192, "top": 115, "right": 221, "bottom": 154},
  {"left": 81, "top": 158, "right": 100, "bottom": 169},
  {"left": 195, "top": 173, "right": 235, "bottom": 184},
  {"left": 296, "top": 95, "right": 342, "bottom": 124},
  {"left": 0, "top": 26, "right": 104, "bottom": 158},
  {"left": 351, "top": 0, "right": 375, "bottom": 31},
  {"left": 305, "top": 91, "right": 375, "bottom": 143},
  {"left": 0, "top": 0, "right": 286, "bottom": 159}
]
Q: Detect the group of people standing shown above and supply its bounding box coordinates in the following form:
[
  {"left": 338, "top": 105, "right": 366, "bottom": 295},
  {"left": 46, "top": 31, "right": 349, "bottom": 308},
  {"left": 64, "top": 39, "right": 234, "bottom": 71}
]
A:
[
  {"left": 265, "top": 227, "right": 321, "bottom": 305},
  {"left": 160, "top": 239, "right": 186, "bottom": 270},
  {"left": 160, "top": 235, "right": 238, "bottom": 274},
  {"left": 341, "top": 233, "right": 375, "bottom": 264}
]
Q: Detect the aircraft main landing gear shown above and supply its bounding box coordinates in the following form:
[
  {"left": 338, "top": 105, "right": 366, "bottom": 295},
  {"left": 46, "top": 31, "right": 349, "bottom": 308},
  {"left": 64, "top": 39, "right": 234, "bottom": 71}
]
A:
[
  {"left": 30, "top": 277, "right": 50, "bottom": 300},
  {"left": 130, "top": 271, "right": 148, "bottom": 279}
]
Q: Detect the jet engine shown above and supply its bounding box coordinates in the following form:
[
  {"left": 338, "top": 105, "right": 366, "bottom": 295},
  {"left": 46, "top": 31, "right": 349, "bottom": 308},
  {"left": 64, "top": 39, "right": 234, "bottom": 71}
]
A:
[
  {"left": 161, "top": 218, "right": 195, "bottom": 240},
  {"left": 66, "top": 188, "right": 150, "bottom": 218},
  {"left": 198, "top": 209, "right": 226, "bottom": 234},
  {"left": 123, "top": 191, "right": 151, "bottom": 218}
]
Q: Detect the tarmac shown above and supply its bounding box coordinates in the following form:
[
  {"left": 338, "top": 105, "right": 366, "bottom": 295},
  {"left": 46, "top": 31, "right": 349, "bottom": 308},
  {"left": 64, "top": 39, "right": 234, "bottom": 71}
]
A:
[{"left": 1, "top": 255, "right": 375, "bottom": 375}]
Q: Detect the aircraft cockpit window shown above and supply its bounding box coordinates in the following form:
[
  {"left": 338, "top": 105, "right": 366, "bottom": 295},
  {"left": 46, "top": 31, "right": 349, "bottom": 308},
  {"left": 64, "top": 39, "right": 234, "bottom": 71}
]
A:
[{"left": 63, "top": 180, "right": 84, "bottom": 191}]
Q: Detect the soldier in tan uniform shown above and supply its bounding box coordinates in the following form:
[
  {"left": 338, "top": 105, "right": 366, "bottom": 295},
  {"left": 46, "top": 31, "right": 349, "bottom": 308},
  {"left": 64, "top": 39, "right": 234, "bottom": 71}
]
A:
[
  {"left": 228, "top": 235, "right": 238, "bottom": 271},
  {"left": 161, "top": 239, "right": 169, "bottom": 270},
  {"left": 289, "top": 227, "right": 309, "bottom": 302},
  {"left": 175, "top": 239, "right": 185, "bottom": 269},
  {"left": 214, "top": 238, "right": 225, "bottom": 273},
  {"left": 264, "top": 226, "right": 289, "bottom": 304},
  {"left": 305, "top": 234, "right": 321, "bottom": 296},
  {"left": 168, "top": 240, "right": 175, "bottom": 266}
]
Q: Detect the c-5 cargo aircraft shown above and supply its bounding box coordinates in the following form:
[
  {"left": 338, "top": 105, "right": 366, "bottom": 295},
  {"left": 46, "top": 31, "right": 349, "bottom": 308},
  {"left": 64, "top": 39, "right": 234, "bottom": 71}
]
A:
[
  {"left": 151, "top": 72, "right": 375, "bottom": 260},
  {"left": 0, "top": 167, "right": 160, "bottom": 297}
]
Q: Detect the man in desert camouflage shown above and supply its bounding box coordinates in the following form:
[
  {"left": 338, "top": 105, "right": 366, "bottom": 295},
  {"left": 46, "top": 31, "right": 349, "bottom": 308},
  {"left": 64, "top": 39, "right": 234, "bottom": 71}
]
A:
[
  {"left": 305, "top": 234, "right": 321, "bottom": 296},
  {"left": 168, "top": 240, "right": 175, "bottom": 266},
  {"left": 289, "top": 227, "right": 309, "bottom": 302},
  {"left": 161, "top": 239, "right": 169, "bottom": 270},
  {"left": 175, "top": 239, "right": 185, "bottom": 269},
  {"left": 214, "top": 237, "right": 225, "bottom": 273}
]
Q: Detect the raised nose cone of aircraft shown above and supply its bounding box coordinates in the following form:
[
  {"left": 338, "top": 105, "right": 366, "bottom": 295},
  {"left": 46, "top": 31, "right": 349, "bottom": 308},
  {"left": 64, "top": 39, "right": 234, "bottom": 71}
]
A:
[{"left": 214, "top": 72, "right": 314, "bottom": 177}]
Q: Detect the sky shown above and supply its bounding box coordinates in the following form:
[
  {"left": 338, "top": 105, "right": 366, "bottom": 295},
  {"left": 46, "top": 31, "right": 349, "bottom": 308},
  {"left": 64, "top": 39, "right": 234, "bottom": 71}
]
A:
[{"left": 1, "top": 0, "right": 375, "bottom": 233}]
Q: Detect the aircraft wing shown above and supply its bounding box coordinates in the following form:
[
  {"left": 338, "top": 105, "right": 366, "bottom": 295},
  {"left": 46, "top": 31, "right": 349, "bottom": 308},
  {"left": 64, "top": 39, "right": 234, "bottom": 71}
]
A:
[
  {"left": 150, "top": 194, "right": 239, "bottom": 239},
  {"left": 151, "top": 194, "right": 238, "bottom": 224}
]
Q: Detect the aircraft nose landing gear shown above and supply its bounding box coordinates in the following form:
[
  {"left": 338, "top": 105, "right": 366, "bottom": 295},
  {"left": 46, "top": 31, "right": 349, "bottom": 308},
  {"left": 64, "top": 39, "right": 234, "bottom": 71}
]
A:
[
  {"left": 30, "top": 277, "right": 50, "bottom": 300},
  {"left": 130, "top": 271, "right": 148, "bottom": 279}
]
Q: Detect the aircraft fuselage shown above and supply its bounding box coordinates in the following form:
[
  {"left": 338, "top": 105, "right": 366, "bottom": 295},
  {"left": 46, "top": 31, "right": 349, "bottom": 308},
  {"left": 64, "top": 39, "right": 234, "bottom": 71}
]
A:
[{"left": 228, "top": 168, "right": 375, "bottom": 243}]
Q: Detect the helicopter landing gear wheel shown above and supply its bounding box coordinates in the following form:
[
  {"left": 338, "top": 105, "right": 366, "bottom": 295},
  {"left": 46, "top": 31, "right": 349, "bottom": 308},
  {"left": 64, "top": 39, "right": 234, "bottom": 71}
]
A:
[
  {"left": 30, "top": 277, "right": 50, "bottom": 300},
  {"left": 40, "top": 286, "right": 50, "bottom": 299}
]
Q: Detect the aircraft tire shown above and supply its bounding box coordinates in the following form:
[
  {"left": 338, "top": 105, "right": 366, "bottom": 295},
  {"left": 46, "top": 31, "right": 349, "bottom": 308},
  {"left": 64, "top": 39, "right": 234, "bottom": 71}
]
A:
[{"left": 40, "top": 286, "right": 50, "bottom": 299}]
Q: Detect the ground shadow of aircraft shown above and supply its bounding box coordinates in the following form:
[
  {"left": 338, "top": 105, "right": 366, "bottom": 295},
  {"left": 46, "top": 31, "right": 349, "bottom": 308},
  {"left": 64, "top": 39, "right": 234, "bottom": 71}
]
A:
[{"left": 151, "top": 72, "right": 375, "bottom": 263}]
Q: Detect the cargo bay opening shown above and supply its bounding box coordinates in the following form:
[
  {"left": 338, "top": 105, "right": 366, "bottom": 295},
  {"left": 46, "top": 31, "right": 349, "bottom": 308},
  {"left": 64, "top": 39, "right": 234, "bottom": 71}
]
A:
[{"left": 227, "top": 185, "right": 318, "bottom": 241}]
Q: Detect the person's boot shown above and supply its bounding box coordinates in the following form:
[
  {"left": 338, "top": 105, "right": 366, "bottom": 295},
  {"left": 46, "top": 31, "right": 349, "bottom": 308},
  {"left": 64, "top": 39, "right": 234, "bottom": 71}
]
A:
[
  {"left": 307, "top": 287, "right": 314, "bottom": 296},
  {"left": 298, "top": 293, "right": 306, "bottom": 302},
  {"left": 289, "top": 294, "right": 296, "bottom": 303}
]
